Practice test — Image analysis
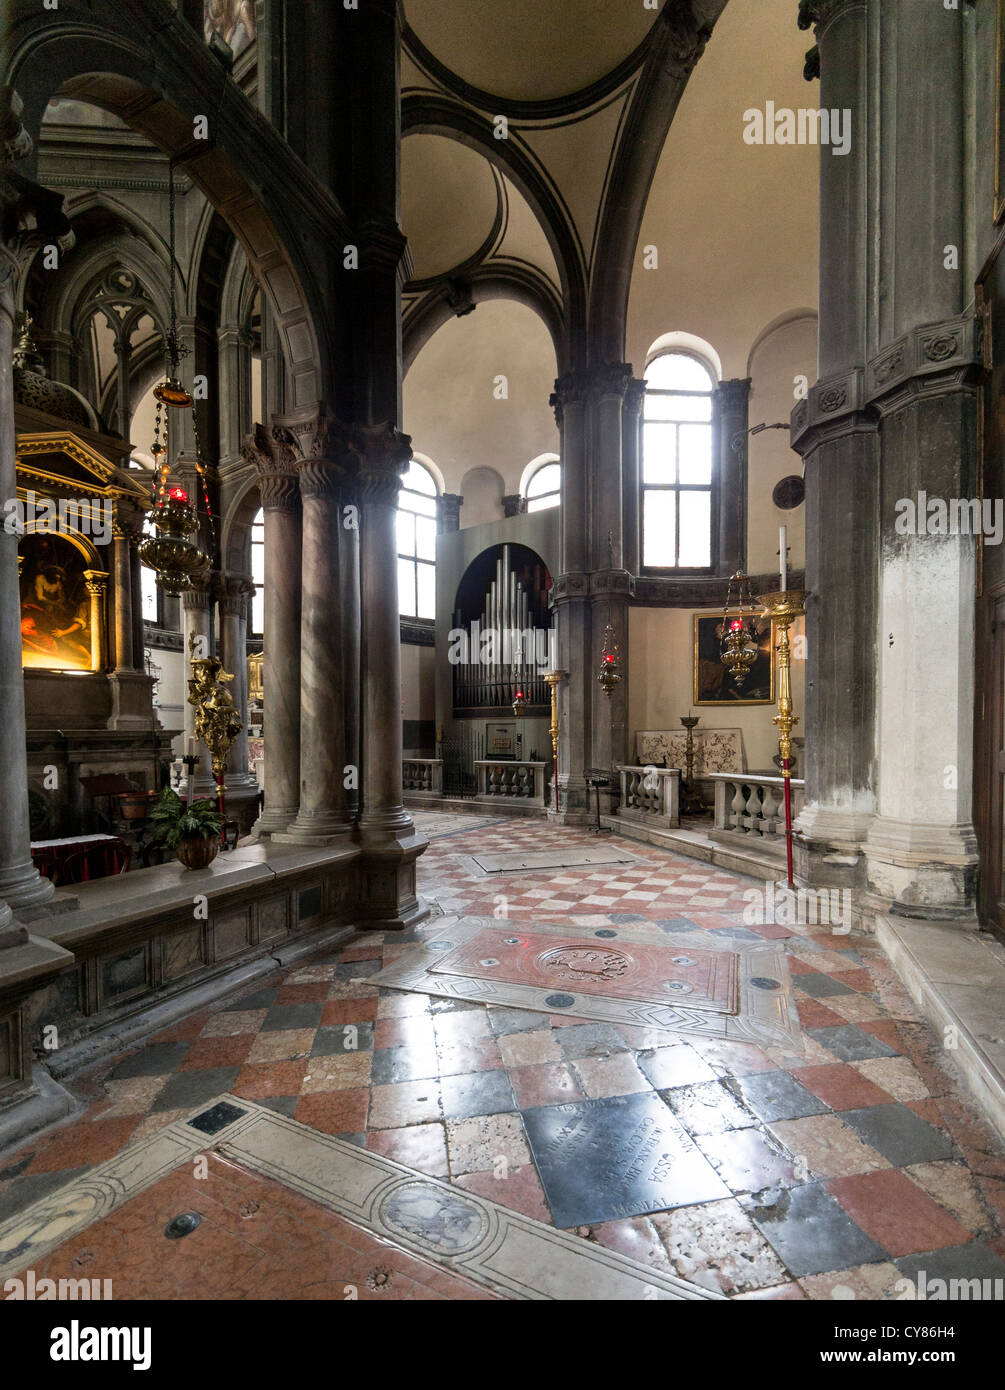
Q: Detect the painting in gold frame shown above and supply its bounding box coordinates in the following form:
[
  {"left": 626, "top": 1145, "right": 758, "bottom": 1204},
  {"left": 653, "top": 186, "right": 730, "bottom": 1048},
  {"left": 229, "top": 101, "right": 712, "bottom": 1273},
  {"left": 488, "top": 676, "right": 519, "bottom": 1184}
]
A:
[{"left": 693, "top": 612, "right": 775, "bottom": 706}]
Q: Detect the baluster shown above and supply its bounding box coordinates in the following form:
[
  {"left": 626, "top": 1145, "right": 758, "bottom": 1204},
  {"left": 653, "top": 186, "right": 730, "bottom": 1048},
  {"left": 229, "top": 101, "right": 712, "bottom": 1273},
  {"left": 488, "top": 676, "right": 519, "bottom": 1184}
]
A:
[
  {"left": 729, "top": 780, "right": 745, "bottom": 830},
  {"left": 761, "top": 784, "right": 778, "bottom": 836},
  {"left": 744, "top": 784, "right": 763, "bottom": 835}
]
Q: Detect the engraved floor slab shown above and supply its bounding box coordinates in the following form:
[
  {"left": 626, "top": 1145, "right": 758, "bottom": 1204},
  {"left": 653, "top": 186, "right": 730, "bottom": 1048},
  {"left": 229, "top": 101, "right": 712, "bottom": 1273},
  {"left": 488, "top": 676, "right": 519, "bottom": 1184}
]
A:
[
  {"left": 0, "top": 1095, "right": 722, "bottom": 1301},
  {"left": 467, "top": 848, "right": 642, "bottom": 874},
  {"left": 366, "top": 915, "right": 803, "bottom": 1050},
  {"left": 521, "top": 1092, "right": 731, "bottom": 1228},
  {"left": 431, "top": 926, "right": 738, "bottom": 1013}
]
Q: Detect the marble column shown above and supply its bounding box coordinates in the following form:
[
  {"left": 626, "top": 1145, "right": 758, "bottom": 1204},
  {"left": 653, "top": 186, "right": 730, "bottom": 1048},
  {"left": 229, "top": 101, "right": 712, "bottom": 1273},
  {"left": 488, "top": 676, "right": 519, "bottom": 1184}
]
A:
[
  {"left": 0, "top": 94, "right": 61, "bottom": 920},
  {"left": 112, "top": 523, "right": 133, "bottom": 671},
  {"left": 182, "top": 577, "right": 215, "bottom": 793},
  {"left": 280, "top": 458, "right": 352, "bottom": 844},
  {"left": 357, "top": 435, "right": 414, "bottom": 844},
  {"left": 252, "top": 450, "right": 302, "bottom": 835},
  {"left": 622, "top": 379, "right": 645, "bottom": 577},
  {"left": 83, "top": 571, "right": 108, "bottom": 671}
]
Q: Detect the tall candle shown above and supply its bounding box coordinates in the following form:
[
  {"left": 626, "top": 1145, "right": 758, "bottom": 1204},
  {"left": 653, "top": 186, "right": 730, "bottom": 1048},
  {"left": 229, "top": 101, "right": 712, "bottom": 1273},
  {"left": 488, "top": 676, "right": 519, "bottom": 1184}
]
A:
[
  {"left": 187, "top": 737, "right": 195, "bottom": 758},
  {"left": 779, "top": 526, "right": 788, "bottom": 592}
]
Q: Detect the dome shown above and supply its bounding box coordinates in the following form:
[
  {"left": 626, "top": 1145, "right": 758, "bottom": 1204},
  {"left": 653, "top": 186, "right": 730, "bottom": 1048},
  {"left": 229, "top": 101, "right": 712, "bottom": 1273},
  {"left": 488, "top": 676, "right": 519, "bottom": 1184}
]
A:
[{"left": 13, "top": 367, "right": 100, "bottom": 431}]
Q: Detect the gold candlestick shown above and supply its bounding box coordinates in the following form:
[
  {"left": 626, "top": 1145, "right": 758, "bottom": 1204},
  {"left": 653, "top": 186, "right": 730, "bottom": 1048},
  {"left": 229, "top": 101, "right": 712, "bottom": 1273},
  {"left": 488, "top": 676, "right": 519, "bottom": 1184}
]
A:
[
  {"left": 757, "top": 590, "right": 806, "bottom": 886},
  {"left": 543, "top": 670, "right": 566, "bottom": 813}
]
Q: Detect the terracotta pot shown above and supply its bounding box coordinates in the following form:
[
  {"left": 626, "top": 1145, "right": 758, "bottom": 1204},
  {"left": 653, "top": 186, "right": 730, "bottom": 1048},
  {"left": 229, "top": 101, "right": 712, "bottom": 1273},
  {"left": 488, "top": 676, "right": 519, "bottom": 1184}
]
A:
[
  {"left": 118, "top": 792, "right": 152, "bottom": 821},
  {"left": 175, "top": 835, "right": 220, "bottom": 870}
]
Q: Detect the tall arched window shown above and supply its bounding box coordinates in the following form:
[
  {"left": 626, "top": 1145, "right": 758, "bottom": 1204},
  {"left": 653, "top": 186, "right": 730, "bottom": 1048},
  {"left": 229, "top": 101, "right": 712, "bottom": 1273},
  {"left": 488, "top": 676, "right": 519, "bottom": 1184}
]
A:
[
  {"left": 524, "top": 459, "right": 560, "bottom": 512},
  {"left": 251, "top": 507, "right": 264, "bottom": 636},
  {"left": 397, "top": 460, "right": 438, "bottom": 618},
  {"left": 642, "top": 351, "right": 715, "bottom": 569}
]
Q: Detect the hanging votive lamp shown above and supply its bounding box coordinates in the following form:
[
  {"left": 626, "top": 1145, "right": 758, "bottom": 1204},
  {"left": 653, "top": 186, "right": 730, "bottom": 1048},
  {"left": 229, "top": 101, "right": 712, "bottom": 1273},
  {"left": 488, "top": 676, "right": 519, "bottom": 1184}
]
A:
[
  {"left": 597, "top": 623, "right": 622, "bottom": 696},
  {"left": 718, "top": 572, "right": 761, "bottom": 688},
  {"left": 512, "top": 689, "right": 527, "bottom": 718}
]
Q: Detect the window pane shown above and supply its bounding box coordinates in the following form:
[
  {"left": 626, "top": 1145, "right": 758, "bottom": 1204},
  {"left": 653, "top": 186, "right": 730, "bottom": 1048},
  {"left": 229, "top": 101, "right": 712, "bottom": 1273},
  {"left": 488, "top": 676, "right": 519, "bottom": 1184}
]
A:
[
  {"left": 643, "top": 489, "right": 677, "bottom": 567},
  {"left": 251, "top": 540, "right": 265, "bottom": 585},
  {"left": 402, "top": 490, "right": 437, "bottom": 518},
  {"left": 678, "top": 423, "right": 713, "bottom": 485},
  {"left": 527, "top": 462, "right": 560, "bottom": 498},
  {"left": 644, "top": 391, "right": 712, "bottom": 423},
  {"left": 252, "top": 587, "right": 264, "bottom": 636},
  {"left": 402, "top": 460, "right": 437, "bottom": 494},
  {"left": 645, "top": 352, "right": 714, "bottom": 393},
  {"left": 416, "top": 515, "right": 437, "bottom": 562},
  {"left": 416, "top": 562, "right": 435, "bottom": 619},
  {"left": 678, "top": 490, "right": 712, "bottom": 567},
  {"left": 396, "top": 509, "right": 415, "bottom": 558},
  {"left": 643, "top": 422, "right": 676, "bottom": 484},
  {"left": 141, "top": 564, "right": 158, "bottom": 621},
  {"left": 398, "top": 558, "right": 416, "bottom": 617},
  {"left": 527, "top": 492, "right": 559, "bottom": 512}
]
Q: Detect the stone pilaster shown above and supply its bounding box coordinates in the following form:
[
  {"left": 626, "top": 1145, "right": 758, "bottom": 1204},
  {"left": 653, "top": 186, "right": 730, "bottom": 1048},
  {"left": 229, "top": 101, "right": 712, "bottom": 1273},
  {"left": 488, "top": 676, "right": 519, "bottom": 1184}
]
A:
[
  {"left": 245, "top": 429, "right": 302, "bottom": 836},
  {"left": 716, "top": 377, "right": 751, "bottom": 576},
  {"left": 217, "top": 573, "right": 258, "bottom": 818},
  {"left": 438, "top": 493, "right": 463, "bottom": 532}
]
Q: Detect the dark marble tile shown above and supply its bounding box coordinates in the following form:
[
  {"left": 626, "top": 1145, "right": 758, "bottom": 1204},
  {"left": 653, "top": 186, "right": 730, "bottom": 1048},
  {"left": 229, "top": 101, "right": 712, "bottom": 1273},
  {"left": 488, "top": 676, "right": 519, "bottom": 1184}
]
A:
[
  {"left": 310, "top": 1022, "right": 375, "bottom": 1057},
  {"left": 555, "top": 1023, "right": 630, "bottom": 1060},
  {"left": 656, "top": 918, "right": 704, "bottom": 933},
  {"left": 894, "top": 1243, "right": 1005, "bottom": 1290},
  {"left": 0, "top": 1166, "right": 89, "bottom": 1224},
  {"left": 743, "top": 1182, "right": 886, "bottom": 1277},
  {"left": 487, "top": 1007, "right": 550, "bottom": 1036},
  {"left": 521, "top": 1091, "right": 728, "bottom": 1228},
  {"left": 335, "top": 961, "right": 379, "bottom": 980},
  {"left": 608, "top": 913, "right": 647, "bottom": 923},
  {"left": 839, "top": 1104, "right": 956, "bottom": 1167},
  {"left": 793, "top": 973, "right": 855, "bottom": 999},
  {"left": 186, "top": 1099, "right": 247, "bottom": 1135},
  {"left": 256, "top": 1095, "right": 300, "bottom": 1118},
  {"left": 109, "top": 1041, "right": 191, "bottom": 1080},
  {"left": 261, "top": 1002, "right": 325, "bottom": 1033},
  {"left": 807, "top": 1024, "right": 899, "bottom": 1062},
  {"left": 708, "top": 926, "right": 763, "bottom": 942},
  {"left": 728, "top": 1071, "right": 829, "bottom": 1123},
  {"left": 440, "top": 1070, "right": 516, "bottom": 1121},
  {"left": 370, "top": 1043, "right": 439, "bottom": 1085},
  {"left": 335, "top": 1131, "right": 368, "bottom": 1148},
  {"left": 233, "top": 986, "right": 280, "bottom": 1010},
  {"left": 152, "top": 1067, "right": 242, "bottom": 1114}
]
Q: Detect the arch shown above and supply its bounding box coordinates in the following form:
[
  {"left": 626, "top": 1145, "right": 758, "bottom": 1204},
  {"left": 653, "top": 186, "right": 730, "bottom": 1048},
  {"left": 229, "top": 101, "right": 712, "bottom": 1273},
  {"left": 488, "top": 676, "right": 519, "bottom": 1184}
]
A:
[
  {"left": 221, "top": 474, "right": 262, "bottom": 578},
  {"left": 409, "top": 451, "right": 446, "bottom": 495},
  {"left": 644, "top": 331, "right": 722, "bottom": 383},
  {"left": 8, "top": 8, "right": 340, "bottom": 410},
  {"left": 519, "top": 452, "right": 560, "bottom": 497},
  {"left": 745, "top": 308, "right": 818, "bottom": 379}
]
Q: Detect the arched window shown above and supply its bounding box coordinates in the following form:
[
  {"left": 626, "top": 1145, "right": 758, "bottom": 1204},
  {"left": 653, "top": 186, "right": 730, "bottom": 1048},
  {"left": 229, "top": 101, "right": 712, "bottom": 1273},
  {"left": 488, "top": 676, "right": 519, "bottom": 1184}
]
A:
[
  {"left": 525, "top": 459, "right": 560, "bottom": 512},
  {"left": 397, "top": 460, "right": 438, "bottom": 619},
  {"left": 251, "top": 507, "right": 264, "bottom": 636},
  {"left": 642, "top": 351, "right": 715, "bottom": 569}
]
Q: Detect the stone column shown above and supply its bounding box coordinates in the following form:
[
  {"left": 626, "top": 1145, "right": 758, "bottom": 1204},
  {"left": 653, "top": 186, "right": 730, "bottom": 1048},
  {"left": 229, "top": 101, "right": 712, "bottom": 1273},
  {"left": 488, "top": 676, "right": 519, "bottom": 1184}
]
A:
[
  {"left": 182, "top": 577, "right": 215, "bottom": 793},
  {"left": 622, "top": 379, "right": 645, "bottom": 577},
  {"left": 716, "top": 378, "right": 751, "bottom": 575},
  {"left": 83, "top": 571, "right": 108, "bottom": 671},
  {"left": 217, "top": 574, "right": 257, "bottom": 794},
  {"left": 438, "top": 493, "right": 462, "bottom": 532},
  {"left": 130, "top": 532, "right": 145, "bottom": 671},
  {"left": 249, "top": 439, "right": 302, "bottom": 836},
  {"left": 0, "top": 93, "right": 62, "bottom": 920},
  {"left": 279, "top": 458, "right": 353, "bottom": 844},
  {"left": 112, "top": 525, "right": 133, "bottom": 670},
  {"left": 357, "top": 433, "right": 413, "bottom": 843}
]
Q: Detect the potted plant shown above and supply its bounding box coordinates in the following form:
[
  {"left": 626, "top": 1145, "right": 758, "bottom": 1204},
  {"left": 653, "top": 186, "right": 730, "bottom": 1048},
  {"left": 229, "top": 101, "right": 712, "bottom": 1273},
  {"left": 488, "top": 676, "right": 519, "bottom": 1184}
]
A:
[{"left": 149, "top": 788, "right": 223, "bottom": 869}]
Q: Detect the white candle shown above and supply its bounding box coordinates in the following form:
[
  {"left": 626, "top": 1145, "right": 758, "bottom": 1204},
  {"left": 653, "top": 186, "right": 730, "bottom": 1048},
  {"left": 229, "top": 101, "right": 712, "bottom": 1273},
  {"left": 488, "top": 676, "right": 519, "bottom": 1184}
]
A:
[
  {"left": 779, "top": 526, "right": 788, "bottom": 592},
  {"left": 187, "top": 737, "right": 195, "bottom": 758}
]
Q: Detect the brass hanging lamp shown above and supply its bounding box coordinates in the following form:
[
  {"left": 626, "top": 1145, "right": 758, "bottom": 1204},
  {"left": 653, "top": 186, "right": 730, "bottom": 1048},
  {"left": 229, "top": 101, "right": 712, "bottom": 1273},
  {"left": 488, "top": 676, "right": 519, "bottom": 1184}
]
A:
[
  {"left": 139, "top": 160, "right": 214, "bottom": 596},
  {"left": 718, "top": 572, "right": 761, "bottom": 688}
]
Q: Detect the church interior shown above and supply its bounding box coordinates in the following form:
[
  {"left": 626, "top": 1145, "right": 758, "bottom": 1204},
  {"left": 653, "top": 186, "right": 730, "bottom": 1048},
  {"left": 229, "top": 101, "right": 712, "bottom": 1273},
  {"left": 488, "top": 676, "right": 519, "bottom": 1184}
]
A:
[{"left": 2, "top": 0, "right": 1005, "bottom": 1326}]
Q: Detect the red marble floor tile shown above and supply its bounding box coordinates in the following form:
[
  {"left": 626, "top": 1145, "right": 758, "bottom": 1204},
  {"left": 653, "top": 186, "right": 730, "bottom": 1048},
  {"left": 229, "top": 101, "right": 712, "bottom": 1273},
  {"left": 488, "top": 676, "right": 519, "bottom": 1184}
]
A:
[
  {"left": 231, "top": 1059, "right": 309, "bottom": 1099},
  {"left": 178, "top": 1034, "right": 255, "bottom": 1071},
  {"left": 786, "top": 956, "right": 819, "bottom": 975},
  {"left": 365, "top": 1122, "right": 449, "bottom": 1176},
  {"left": 906, "top": 1098, "right": 950, "bottom": 1130},
  {"left": 26, "top": 1115, "right": 142, "bottom": 1176},
  {"left": 375, "top": 1013, "right": 436, "bottom": 1050},
  {"left": 322, "top": 996, "right": 378, "bottom": 1026},
  {"left": 860, "top": 1019, "right": 904, "bottom": 1051},
  {"left": 339, "top": 943, "right": 385, "bottom": 963},
  {"left": 275, "top": 982, "right": 331, "bottom": 1005},
  {"left": 585, "top": 1216, "right": 675, "bottom": 1272},
  {"left": 792, "top": 1063, "right": 894, "bottom": 1111},
  {"left": 827, "top": 1169, "right": 973, "bottom": 1258},
  {"left": 827, "top": 967, "right": 875, "bottom": 992},
  {"left": 435, "top": 1036, "right": 504, "bottom": 1076},
  {"left": 796, "top": 999, "right": 848, "bottom": 1030},
  {"left": 748, "top": 924, "right": 797, "bottom": 940},
  {"left": 148, "top": 1011, "right": 212, "bottom": 1044},
  {"left": 294, "top": 1088, "right": 369, "bottom": 1135},
  {"left": 455, "top": 1163, "right": 551, "bottom": 1224},
  {"left": 508, "top": 1062, "right": 585, "bottom": 1109}
]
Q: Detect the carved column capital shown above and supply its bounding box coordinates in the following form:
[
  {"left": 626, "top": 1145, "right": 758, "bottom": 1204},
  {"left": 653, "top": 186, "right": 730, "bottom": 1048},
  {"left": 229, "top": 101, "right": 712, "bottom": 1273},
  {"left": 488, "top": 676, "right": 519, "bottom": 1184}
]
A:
[
  {"left": 216, "top": 573, "right": 256, "bottom": 618},
  {"left": 182, "top": 574, "right": 213, "bottom": 613},
  {"left": 243, "top": 425, "right": 302, "bottom": 512},
  {"left": 438, "top": 493, "right": 463, "bottom": 531},
  {"left": 624, "top": 378, "right": 647, "bottom": 418},
  {"left": 297, "top": 456, "right": 347, "bottom": 501},
  {"left": 659, "top": 0, "right": 713, "bottom": 81},
  {"left": 716, "top": 377, "right": 753, "bottom": 415},
  {"left": 83, "top": 568, "right": 109, "bottom": 596}
]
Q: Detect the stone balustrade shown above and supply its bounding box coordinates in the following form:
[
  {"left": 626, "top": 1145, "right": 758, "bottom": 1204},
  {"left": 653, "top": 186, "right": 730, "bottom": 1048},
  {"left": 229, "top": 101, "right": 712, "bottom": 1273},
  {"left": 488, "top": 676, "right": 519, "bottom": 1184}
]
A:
[
  {"left": 474, "top": 760, "right": 548, "bottom": 804},
  {"left": 402, "top": 759, "right": 443, "bottom": 795},
  {"left": 709, "top": 773, "right": 805, "bottom": 856},
  {"left": 616, "top": 766, "right": 681, "bottom": 829}
]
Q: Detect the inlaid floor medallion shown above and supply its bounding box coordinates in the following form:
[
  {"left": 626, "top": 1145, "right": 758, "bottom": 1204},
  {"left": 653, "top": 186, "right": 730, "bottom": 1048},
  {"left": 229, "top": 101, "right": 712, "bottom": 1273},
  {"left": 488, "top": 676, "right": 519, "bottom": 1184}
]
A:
[{"left": 365, "top": 915, "right": 802, "bottom": 1049}]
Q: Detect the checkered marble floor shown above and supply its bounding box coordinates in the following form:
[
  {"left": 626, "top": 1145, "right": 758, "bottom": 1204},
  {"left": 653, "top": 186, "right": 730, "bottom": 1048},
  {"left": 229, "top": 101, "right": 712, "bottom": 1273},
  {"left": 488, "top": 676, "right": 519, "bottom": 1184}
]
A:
[{"left": 1, "top": 813, "right": 1004, "bottom": 1300}]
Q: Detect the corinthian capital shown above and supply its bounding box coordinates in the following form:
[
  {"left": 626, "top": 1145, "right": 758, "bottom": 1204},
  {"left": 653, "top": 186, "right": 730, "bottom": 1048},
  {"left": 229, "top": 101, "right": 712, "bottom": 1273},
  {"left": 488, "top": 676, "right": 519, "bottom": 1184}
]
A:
[{"left": 660, "top": 0, "right": 713, "bottom": 81}]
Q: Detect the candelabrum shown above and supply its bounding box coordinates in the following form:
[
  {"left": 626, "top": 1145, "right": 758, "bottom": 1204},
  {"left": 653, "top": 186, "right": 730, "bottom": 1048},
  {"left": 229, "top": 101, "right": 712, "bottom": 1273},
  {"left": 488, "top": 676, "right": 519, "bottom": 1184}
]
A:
[
  {"left": 543, "top": 670, "right": 565, "bottom": 813},
  {"left": 187, "top": 653, "right": 244, "bottom": 833},
  {"left": 757, "top": 589, "right": 807, "bottom": 887},
  {"left": 678, "top": 715, "right": 705, "bottom": 816}
]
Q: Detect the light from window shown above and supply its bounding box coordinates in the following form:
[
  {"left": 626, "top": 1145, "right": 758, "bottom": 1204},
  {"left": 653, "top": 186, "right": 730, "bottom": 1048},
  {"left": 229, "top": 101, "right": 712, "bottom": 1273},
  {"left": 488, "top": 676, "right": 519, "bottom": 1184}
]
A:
[
  {"left": 398, "top": 460, "right": 437, "bottom": 619},
  {"left": 642, "top": 352, "right": 714, "bottom": 568},
  {"left": 141, "top": 560, "right": 158, "bottom": 623},
  {"left": 251, "top": 508, "right": 264, "bottom": 636},
  {"left": 526, "top": 461, "right": 560, "bottom": 512}
]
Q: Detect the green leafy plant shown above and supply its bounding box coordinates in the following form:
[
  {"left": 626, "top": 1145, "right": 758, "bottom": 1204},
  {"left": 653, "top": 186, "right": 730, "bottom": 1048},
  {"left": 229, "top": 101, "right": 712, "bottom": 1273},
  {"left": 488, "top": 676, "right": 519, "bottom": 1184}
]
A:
[{"left": 149, "top": 787, "right": 223, "bottom": 849}]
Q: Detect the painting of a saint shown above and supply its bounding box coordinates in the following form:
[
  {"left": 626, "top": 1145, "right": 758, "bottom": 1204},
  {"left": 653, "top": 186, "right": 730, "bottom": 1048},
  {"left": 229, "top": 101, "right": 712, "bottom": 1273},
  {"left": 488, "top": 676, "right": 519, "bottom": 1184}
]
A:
[
  {"left": 20, "top": 535, "right": 93, "bottom": 671},
  {"left": 693, "top": 613, "right": 775, "bottom": 706},
  {"left": 204, "top": 0, "right": 256, "bottom": 59}
]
